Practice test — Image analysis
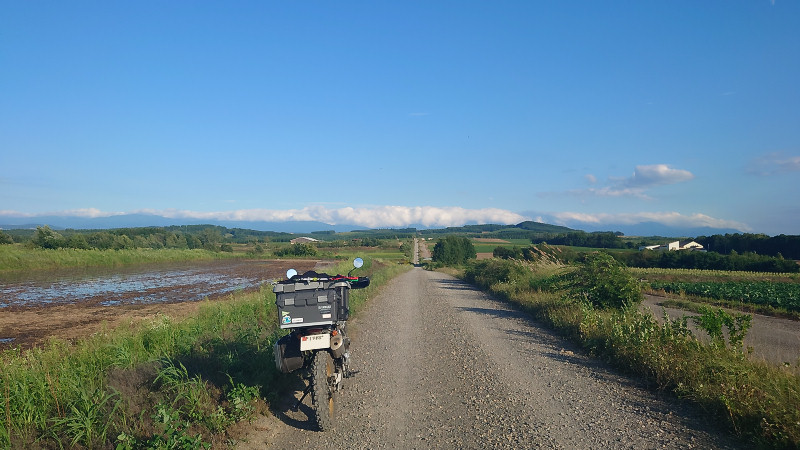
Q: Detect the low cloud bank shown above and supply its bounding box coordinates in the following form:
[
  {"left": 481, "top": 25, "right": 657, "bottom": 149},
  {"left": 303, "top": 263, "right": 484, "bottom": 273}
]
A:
[
  {"left": 2, "top": 206, "right": 749, "bottom": 233},
  {"left": 1, "top": 206, "right": 528, "bottom": 229},
  {"left": 150, "top": 206, "right": 528, "bottom": 228}
]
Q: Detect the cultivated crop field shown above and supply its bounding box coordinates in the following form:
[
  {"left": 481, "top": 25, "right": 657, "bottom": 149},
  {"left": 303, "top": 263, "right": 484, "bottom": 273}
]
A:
[
  {"left": 632, "top": 267, "right": 800, "bottom": 317},
  {"left": 470, "top": 238, "right": 533, "bottom": 254}
]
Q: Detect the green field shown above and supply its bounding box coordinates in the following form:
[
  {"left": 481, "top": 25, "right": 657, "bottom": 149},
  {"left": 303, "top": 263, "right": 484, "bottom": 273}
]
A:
[
  {"left": 0, "top": 238, "right": 413, "bottom": 275},
  {"left": 0, "top": 245, "right": 233, "bottom": 274},
  {"left": 470, "top": 238, "right": 535, "bottom": 254}
]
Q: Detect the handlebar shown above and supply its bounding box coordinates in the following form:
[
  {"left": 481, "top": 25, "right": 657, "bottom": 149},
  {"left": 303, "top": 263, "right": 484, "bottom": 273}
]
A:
[
  {"left": 278, "top": 272, "right": 370, "bottom": 289},
  {"left": 346, "top": 276, "right": 370, "bottom": 289}
]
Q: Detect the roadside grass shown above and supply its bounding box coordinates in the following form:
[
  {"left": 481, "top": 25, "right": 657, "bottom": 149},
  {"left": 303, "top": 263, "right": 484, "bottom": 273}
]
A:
[
  {"left": 457, "top": 258, "right": 800, "bottom": 448},
  {"left": 0, "top": 256, "right": 411, "bottom": 448},
  {"left": 0, "top": 245, "right": 235, "bottom": 274}
]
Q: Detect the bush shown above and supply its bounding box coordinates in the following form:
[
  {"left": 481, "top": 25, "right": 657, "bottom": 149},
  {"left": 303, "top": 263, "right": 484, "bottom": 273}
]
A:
[
  {"left": 0, "top": 230, "right": 13, "bottom": 245},
  {"left": 31, "top": 225, "right": 66, "bottom": 249},
  {"left": 275, "top": 243, "right": 317, "bottom": 257},
  {"left": 566, "top": 252, "right": 643, "bottom": 310},
  {"left": 464, "top": 259, "right": 530, "bottom": 290}
]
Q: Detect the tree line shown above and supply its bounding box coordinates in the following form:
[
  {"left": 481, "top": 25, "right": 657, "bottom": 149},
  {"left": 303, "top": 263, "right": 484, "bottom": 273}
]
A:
[
  {"left": 494, "top": 243, "right": 799, "bottom": 273},
  {"left": 1, "top": 225, "right": 402, "bottom": 255},
  {"left": 695, "top": 233, "right": 800, "bottom": 260},
  {"left": 531, "top": 231, "right": 627, "bottom": 249},
  {"left": 616, "top": 247, "right": 798, "bottom": 273},
  {"left": 20, "top": 225, "right": 234, "bottom": 251}
]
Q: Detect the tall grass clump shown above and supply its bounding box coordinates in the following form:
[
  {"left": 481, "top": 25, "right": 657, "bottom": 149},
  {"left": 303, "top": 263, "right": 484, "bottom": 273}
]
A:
[
  {"left": 0, "top": 256, "right": 410, "bottom": 448},
  {"left": 0, "top": 285, "right": 278, "bottom": 448},
  {"left": 459, "top": 254, "right": 800, "bottom": 448}
]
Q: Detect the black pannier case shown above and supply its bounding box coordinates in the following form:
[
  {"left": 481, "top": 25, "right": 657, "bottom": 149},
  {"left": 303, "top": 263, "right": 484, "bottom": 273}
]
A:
[{"left": 274, "top": 280, "right": 350, "bottom": 329}]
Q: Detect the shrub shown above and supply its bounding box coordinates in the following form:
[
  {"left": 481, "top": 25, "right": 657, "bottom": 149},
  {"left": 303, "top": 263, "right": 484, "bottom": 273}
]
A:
[
  {"left": 275, "top": 243, "right": 317, "bottom": 257},
  {"left": 464, "top": 259, "right": 529, "bottom": 290},
  {"left": 493, "top": 246, "right": 522, "bottom": 259},
  {"left": 566, "top": 252, "right": 643, "bottom": 310},
  {"left": 31, "top": 226, "right": 66, "bottom": 249},
  {"left": 0, "top": 230, "right": 13, "bottom": 245}
]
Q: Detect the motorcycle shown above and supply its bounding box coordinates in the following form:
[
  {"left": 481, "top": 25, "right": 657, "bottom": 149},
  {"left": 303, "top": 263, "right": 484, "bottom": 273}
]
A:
[{"left": 272, "top": 258, "right": 370, "bottom": 431}]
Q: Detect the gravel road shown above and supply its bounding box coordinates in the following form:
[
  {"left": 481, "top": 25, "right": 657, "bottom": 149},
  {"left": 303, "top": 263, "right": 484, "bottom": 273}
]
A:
[{"left": 257, "top": 268, "right": 741, "bottom": 449}]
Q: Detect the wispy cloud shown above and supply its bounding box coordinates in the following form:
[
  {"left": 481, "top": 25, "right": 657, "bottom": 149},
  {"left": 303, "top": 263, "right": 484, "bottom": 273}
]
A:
[
  {"left": 561, "top": 164, "right": 695, "bottom": 199},
  {"left": 0, "top": 208, "right": 124, "bottom": 219},
  {"left": 747, "top": 152, "right": 800, "bottom": 176},
  {"left": 620, "top": 164, "right": 695, "bottom": 188},
  {"left": 0, "top": 206, "right": 528, "bottom": 229},
  {"left": 546, "top": 211, "right": 750, "bottom": 232}
]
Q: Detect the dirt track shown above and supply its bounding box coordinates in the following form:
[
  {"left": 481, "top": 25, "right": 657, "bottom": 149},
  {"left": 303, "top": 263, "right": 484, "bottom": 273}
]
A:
[{"left": 248, "top": 268, "right": 740, "bottom": 449}]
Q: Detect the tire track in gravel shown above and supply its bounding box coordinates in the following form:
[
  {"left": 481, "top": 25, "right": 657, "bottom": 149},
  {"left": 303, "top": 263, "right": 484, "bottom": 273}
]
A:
[{"left": 261, "top": 268, "right": 741, "bottom": 449}]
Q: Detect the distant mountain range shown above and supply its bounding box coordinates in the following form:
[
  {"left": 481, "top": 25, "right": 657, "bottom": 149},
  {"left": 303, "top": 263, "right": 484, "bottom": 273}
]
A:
[
  {"left": 577, "top": 222, "right": 742, "bottom": 238},
  {"left": 0, "top": 214, "right": 366, "bottom": 234},
  {"left": 0, "top": 213, "right": 744, "bottom": 238}
]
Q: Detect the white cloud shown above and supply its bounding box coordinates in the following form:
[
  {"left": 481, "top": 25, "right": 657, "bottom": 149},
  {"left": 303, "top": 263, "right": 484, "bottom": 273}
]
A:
[{"left": 747, "top": 152, "right": 800, "bottom": 176}]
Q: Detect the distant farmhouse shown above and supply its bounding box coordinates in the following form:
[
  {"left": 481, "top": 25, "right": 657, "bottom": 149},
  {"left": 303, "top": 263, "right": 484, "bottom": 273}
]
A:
[
  {"left": 639, "top": 240, "right": 704, "bottom": 252},
  {"left": 290, "top": 237, "right": 320, "bottom": 244}
]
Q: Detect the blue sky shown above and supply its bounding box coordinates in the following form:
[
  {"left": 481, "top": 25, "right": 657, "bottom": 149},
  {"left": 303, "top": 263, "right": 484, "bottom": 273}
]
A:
[{"left": 2, "top": 1, "right": 798, "bottom": 235}]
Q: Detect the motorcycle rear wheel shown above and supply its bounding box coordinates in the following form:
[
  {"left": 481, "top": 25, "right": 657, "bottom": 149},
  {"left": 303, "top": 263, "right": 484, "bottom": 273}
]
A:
[{"left": 310, "top": 350, "right": 337, "bottom": 431}]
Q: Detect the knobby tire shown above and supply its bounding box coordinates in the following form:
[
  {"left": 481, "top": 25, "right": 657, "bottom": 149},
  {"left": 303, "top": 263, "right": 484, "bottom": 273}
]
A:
[{"left": 311, "top": 350, "right": 337, "bottom": 431}]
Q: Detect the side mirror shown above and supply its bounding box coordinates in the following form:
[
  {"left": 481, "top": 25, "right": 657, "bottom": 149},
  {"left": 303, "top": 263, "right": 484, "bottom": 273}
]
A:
[
  {"left": 286, "top": 268, "right": 297, "bottom": 279},
  {"left": 353, "top": 257, "right": 364, "bottom": 269}
]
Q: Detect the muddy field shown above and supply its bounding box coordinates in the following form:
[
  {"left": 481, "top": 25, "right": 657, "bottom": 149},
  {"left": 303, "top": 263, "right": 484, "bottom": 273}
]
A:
[{"left": 0, "top": 259, "right": 324, "bottom": 350}]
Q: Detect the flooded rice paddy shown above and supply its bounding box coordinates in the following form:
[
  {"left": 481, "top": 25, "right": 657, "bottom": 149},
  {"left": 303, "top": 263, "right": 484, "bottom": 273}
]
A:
[
  {"left": 0, "top": 259, "right": 322, "bottom": 348},
  {"left": 0, "top": 259, "right": 314, "bottom": 309}
]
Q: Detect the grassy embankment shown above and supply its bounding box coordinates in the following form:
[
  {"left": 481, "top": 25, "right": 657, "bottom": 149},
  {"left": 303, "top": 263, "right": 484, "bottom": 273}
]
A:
[
  {"left": 0, "top": 253, "right": 411, "bottom": 448},
  {"left": 455, "top": 257, "right": 800, "bottom": 448},
  {"left": 0, "top": 244, "right": 236, "bottom": 274}
]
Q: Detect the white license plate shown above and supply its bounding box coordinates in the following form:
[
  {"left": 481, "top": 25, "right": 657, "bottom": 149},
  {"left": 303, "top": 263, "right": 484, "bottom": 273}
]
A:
[{"left": 300, "top": 333, "right": 330, "bottom": 351}]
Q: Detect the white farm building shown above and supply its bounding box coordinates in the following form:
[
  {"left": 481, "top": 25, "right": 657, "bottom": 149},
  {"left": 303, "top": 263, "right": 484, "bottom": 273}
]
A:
[
  {"left": 290, "top": 237, "right": 320, "bottom": 245},
  {"left": 639, "top": 240, "right": 704, "bottom": 251}
]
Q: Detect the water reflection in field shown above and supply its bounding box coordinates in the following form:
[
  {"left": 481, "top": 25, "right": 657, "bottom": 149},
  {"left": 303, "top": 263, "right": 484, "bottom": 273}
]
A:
[{"left": 0, "top": 260, "right": 293, "bottom": 308}]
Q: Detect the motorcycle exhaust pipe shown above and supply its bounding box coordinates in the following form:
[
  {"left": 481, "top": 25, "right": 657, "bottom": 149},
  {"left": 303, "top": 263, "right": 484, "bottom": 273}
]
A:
[{"left": 330, "top": 334, "right": 345, "bottom": 358}]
